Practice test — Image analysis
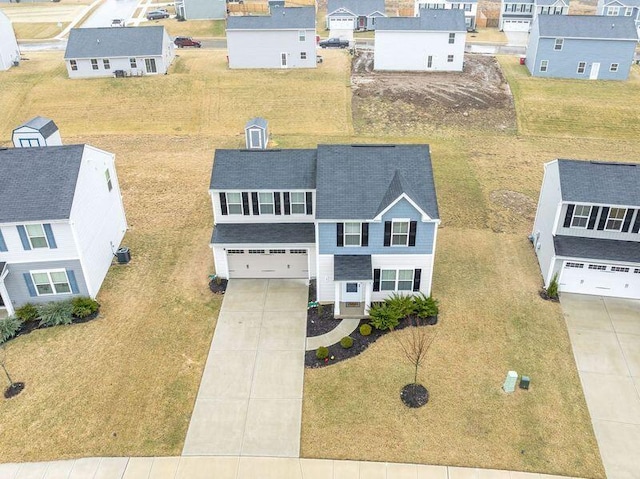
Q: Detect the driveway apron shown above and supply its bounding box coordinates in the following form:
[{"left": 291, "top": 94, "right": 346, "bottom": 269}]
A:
[
  {"left": 560, "top": 293, "right": 640, "bottom": 479},
  {"left": 183, "top": 279, "right": 308, "bottom": 458}
]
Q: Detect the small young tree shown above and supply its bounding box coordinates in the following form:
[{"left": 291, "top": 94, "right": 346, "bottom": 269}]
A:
[
  {"left": 0, "top": 344, "right": 24, "bottom": 399},
  {"left": 396, "top": 318, "right": 438, "bottom": 384}
]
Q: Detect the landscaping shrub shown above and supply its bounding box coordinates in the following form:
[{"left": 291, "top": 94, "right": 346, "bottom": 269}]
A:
[
  {"left": 0, "top": 316, "right": 21, "bottom": 344},
  {"left": 37, "top": 300, "right": 74, "bottom": 328},
  {"left": 71, "top": 297, "right": 100, "bottom": 318},
  {"left": 368, "top": 302, "right": 403, "bottom": 331},
  {"left": 340, "top": 336, "right": 354, "bottom": 349},
  {"left": 15, "top": 303, "right": 38, "bottom": 322},
  {"left": 412, "top": 293, "right": 439, "bottom": 319},
  {"left": 547, "top": 273, "right": 559, "bottom": 299},
  {"left": 316, "top": 346, "right": 329, "bottom": 360},
  {"left": 386, "top": 293, "right": 415, "bottom": 318},
  {"left": 359, "top": 323, "right": 372, "bottom": 336}
]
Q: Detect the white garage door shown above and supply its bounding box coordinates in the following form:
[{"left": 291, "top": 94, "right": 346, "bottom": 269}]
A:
[
  {"left": 503, "top": 19, "right": 530, "bottom": 31},
  {"left": 227, "top": 249, "right": 309, "bottom": 279},
  {"left": 329, "top": 16, "right": 355, "bottom": 30},
  {"left": 559, "top": 261, "right": 640, "bottom": 299}
]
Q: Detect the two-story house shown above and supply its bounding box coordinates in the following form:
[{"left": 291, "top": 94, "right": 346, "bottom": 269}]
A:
[
  {"left": 597, "top": 0, "right": 640, "bottom": 39},
  {"left": 532, "top": 159, "right": 640, "bottom": 299},
  {"left": 415, "top": 0, "right": 478, "bottom": 31},
  {"left": 326, "top": 0, "right": 387, "bottom": 31},
  {"left": 226, "top": 7, "right": 317, "bottom": 69},
  {"left": 0, "top": 145, "right": 127, "bottom": 317},
  {"left": 499, "top": 0, "right": 569, "bottom": 31},
  {"left": 209, "top": 144, "right": 440, "bottom": 317}
]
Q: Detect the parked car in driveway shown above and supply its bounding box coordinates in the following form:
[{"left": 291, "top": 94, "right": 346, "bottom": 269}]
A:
[
  {"left": 174, "top": 36, "right": 202, "bottom": 48},
  {"left": 111, "top": 18, "right": 125, "bottom": 27},
  {"left": 147, "top": 10, "right": 170, "bottom": 20},
  {"left": 319, "top": 37, "right": 349, "bottom": 49}
]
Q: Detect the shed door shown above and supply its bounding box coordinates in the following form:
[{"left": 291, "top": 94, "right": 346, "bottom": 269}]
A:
[
  {"left": 589, "top": 63, "right": 600, "bottom": 80},
  {"left": 227, "top": 249, "right": 308, "bottom": 278},
  {"left": 559, "top": 262, "right": 640, "bottom": 299},
  {"left": 249, "top": 129, "right": 262, "bottom": 149}
]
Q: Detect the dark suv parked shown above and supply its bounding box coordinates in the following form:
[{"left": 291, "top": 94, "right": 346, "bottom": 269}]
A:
[
  {"left": 319, "top": 37, "right": 349, "bottom": 49},
  {"left": 174, "top": 36, "right": 202, "bottom": 48}
]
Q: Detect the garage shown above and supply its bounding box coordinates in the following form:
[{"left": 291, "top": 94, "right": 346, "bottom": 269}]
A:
[
  {"left": 227, "top": 249, "right": 309, "bottom": 279},
  {"left": 503, "top": 19, "right": 530, "bottom": 31},
  {"left": 559, "top": 261, "right": 640, "bottom": 299},
  {"left": 328, "top": 16, "right": 355, "bottom": 31}
]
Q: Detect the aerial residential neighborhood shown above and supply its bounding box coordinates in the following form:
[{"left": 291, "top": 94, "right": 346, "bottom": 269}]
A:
[{"left": 0, "top": 0, "right": 639, "bottom": 478}]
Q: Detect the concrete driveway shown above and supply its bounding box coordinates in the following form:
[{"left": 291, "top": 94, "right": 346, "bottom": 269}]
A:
[
  {"left": 504, "top": 31, "right": 529, "bottom": 47},
  {"left": 182, "top": 279, "right": 307, "bottom": 458},
  {"left": 81, "top": 0, "right": 140, "bottom": 28},
  {"left": 560, "top": 293, "right": 640, "bottom": 479}
]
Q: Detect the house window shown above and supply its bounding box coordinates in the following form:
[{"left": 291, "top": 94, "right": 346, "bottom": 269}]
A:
[
  {"left": 611, "top": 266, "right": 630, "bottom": 273},
  {"left": 380, "top": 270, "right": 396, "bottom": 291},
  {"left": 391, "top": 220, "right": 409, "bottom": 246},
  {"left": 258, "top": 192, "right": 274, "bottom": 214},
  {"left": 103, "top": 59, "right": 111, "bottom": 70},
  {"left": 624, "top": 7, "right": 633, "bottom": 15},
  {"left": 554, "top": 38, "right": 563, "bottom": 50},
  {"left": 145, "top": 58, "right": 157, "bottom": 73},
  {"left": 447, "top": 55, "right": 454, "bottom": 62},
  {"left": 634, "top": 268, "right": 640, "bottom": 274},
  {"left": 105, "top": 168, "right": 113, "bottom": 192},
  {"left": 605, "top": 208, "right": 626, "bottom": 231},
  {"left": 448, "top": 33, "right": 455, "bottom": 44},
  {"left": 290, "top": 192, "right": 306, "bottom": 214},
  {"left": 31, "top": 270, "right": 71, "bottom": 296},
  {"left": 344, "top": 222, "right": 361, "bottom": 246},
  {"left": 289, "top": 249, "right": 307, "bottom": 254},
  {"left": 300, "top": 52, "right": 307, "bottom": 60},
  {"left": 570, "top": 205, "right": 591, "bottom": 227},
  {"left": 248, "top": 249, "right": 265, "bottom": 254},
  {"left": 610, "top": 63, "right": 619, "bottom": 72},
  {"left": 540, "top": 60, "right": 549, "bottom": 72},
  {"left": 346, "top": 282, "right": 358, "bottom": 293},
  {"left": 565, "top": 262, "right": 584, "bottom": 269},
  {"left": 226, "top": 192, "right": 243, "bottom": 214},
  {"left": 398, "top": 270, "right": 414, "bottom": 291},
  {"left": 130, "top": 58, "right": 137, "bottom": 68},
  {"left": 299, "top": 30, "right": 306, "bottom": 41},
  {"left": 70, "top": 60, "right": 78, "bottom": 71},
  {"left": 380, "top": 269, "right": 414, "bottom": 291},
  {"left": 606, "top": 6, "right": 619, "bottom": 15},
  {"left": 577, "top": 62, "right": 586, "bottom": 74},
  {"left": 464, "top": 3, "right": 472, "bottom": 11},
  {"left": 26, "top": 224, "right": 49, "bottom": 249},
  {"left": 588, "top": 264, "right": 607, "bottom": 271},
  {"left": 269, "top": 249, "right": 286, "bottom": 254},
  {"left": 91, "top": 59, "right": 99, "bottom": 70},
  {"left": 227, "top": 249, "right": 244, "bottom": 254},
  {"left": 19, "top": 138, "right": 40, "bottom": 147}
]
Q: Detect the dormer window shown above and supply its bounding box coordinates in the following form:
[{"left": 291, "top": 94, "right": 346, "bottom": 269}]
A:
[
  {"left": 299, "top": 30, "right": 306, "bottom": 42},
  {"left": 605, "top": 208, "right": 626, "bottom": 231},
  {"left": 26, "top": 224, "right": 49, "bottom": 249},
  {"left": 258, "top": 192, "right": 274, "bottom": 214},
  {"left": 554, "top": 38, "right": 564, "bottom": 51},
  {"left": 290, "top": 192, "right": 306, "bottom": 214},
  {"left": 571, "top": 205, "right": 591, "bottom": 228},
  {"left": 226, "top": 193, "right": 243, "bottom": 214}
]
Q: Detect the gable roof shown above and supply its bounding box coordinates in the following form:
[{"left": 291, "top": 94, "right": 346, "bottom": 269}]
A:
[
  {"left": 210, "top": 149, "right": 317, "bottom": 190},
  {"left": 327, "top": 0, "right": 386, "bottom": 16},
  {"left": 315, "top": 144, "right": 439, "bottom": 220},
  {"left": 536, "top": 14, "right": 637, "bottom": 40},
  {"left": 64, "top": 26, "right": 166, "bottom": 59},
  {"left": 557, "top": 159, "right": 640, "bottom": 206},
  {"left": 246, "top": 117, "right": 268, "bottom": 130},
  {"left": 334, "top": 255, "right": 373, "bottom": 280},
  {"left": 0, "top": 145, "right": 84, "bottom": 223},
  {"left": 14, "top": 116, "right": 58, "bottom": 139},
  {"left": 377, "top": 9, "right": 466, "bottom": 32},
  {"left": 601, "top": 0, "right": 640, "bottom": 6},
  {"left": 535, "top": 0, "right": 569, "bottom": 6},
  {"left": 226, "top": 7, "right": 315, "bottom": 30}
]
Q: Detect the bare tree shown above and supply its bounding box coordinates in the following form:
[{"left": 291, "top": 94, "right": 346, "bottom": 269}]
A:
[
  {"left": 0, "top": 344, "right": 15, "bottom": 388},
  {"left": 396, "top": 318, "right": 438, "bottom": 384}
]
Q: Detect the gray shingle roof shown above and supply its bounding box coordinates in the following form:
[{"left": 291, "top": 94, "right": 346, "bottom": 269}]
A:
[
  {"left": 554, "top": 235, "right": 640, "bottom": 263},
  {"left": 0, "top": 262, "right": 5, "bottom": 276},
  {"left": 327, "top": 0, "right": 385, "bottom": 16},
  {"left": 211, "top": 223, "right": 316, "bottom": 244},
  {"left": 16, "top": 116, "right": 58, "bottom": 139},
  {"left": 64, "top": 26, "right": 166, "bottom": 59},
  {"left": 334, "top": 255, "right": 372, "bottom": 280},
  {"left": 536, "top": 0, "right": 567, "bottom": 5},
  {"left": 0, "top": 145, "right": 84, "bottom": 223},
  {"left": 315, "top": 144, "right": 439, "bottom": 220},
  {"left": 210, "top": 149, "right": 317, "bottom": 190},
  {"left": 227, "top": 7, "right": 315, "bottom": 30},
  {"left": 246, "top": 117, "right": 268, "bottom": 130},
  {"left": 557, "top": 159, "right": 640, "bottom": 206},
  {"left": 536, "top": 15, "right": 637, "bottom": 40},
  {"left": 377, "top": 9, "right": 466, "bottom": 31}
]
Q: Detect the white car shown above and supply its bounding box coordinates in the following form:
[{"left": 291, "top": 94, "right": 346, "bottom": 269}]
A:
[{"left": 111, "top": 18, "right": 125, "bottom": 27}]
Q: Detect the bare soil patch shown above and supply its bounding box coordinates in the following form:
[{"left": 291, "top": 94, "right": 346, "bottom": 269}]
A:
[{"left": 351, "top": 53, "right": 516, "bottom": 135}]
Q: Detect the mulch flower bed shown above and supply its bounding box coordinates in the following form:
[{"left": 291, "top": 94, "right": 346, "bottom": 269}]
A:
[
  {"left": 209, "top": 278, "right": 228, "bottom": 294},
  {"left": 307, "top": 304, "right": 341, "bottom": 337},
  {"left": 2, "top": 311, "right": 100, "bottom": 346},
  {"left": 4, "top": 382, "right": 25, "bottom": 399},
  {"left": 539, "top": 289, "right": 559, "bottom": 302},
  {"left": 401, "top": 383, "right": 429, "bottom": 408}
]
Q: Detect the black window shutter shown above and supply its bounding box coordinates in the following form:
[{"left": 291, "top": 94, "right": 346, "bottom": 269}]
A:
[
  {"left": 563, "top": 204, "right": 575, "bottom": 228},
  {"left": 587, "top": 206, "right": 599, "bottom": 229},
  {"left": 383, "top": 221, "right": 391, "bottom": 247},
  {"left": 274, "top": 192, "right": 281, "bottom": 215},
  {"left": 632, "top": 211, "right": 640, "bottom": 234},
  {"left": 373, "top": 269, "right": 381, "bottom": 292},
  {"left": 219, "top": 192, "right": 228, "bottom": 215},
  {"left": 252, "top": 192, "right": 259, "bottom": 215},
  {"left": 284, "top": 192, "right": 291, "bottom": 215},
  {"left": 412, "top": 269, "right": 422, "bottom": 292},
  {"left": 361, "top": 223, "right": 369, "bottom": 247},
  {"left": 337, "top": 223, "right": 344, "bottom": 247},
  {"left": 597, "top": 207, "right": 609, "bottom": 230},
  {"left": 306, "top": 192, "right": 313, "bottom": 215},
  {"left": 242, "top": 192, "right": 250, "bottom": 215},
  {"left": 408, "top": 221, "right": 417, "bottom": 246},
  {"left": 622, "top": 209, "right": 634, "bottom": 232}
]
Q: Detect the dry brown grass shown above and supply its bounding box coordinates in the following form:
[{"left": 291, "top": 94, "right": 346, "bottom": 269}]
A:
[
  {"left": 11, "top": 22, "right": 68, "bottom": 40},
  {"left": 468, "top": 27, "right": 508, "bottom": 43},
  {"left": 145, "top": 19, "right": 225, "bottom": 37}
]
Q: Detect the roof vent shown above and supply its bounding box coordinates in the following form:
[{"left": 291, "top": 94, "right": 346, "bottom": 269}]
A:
[{"left": 97, "top": 39, "right": 100, "bottom": 43}]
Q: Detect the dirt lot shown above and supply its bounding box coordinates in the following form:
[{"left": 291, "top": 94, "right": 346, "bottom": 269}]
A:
[{"left": 351, "top": 53, "right": 516, "bottom": 136}]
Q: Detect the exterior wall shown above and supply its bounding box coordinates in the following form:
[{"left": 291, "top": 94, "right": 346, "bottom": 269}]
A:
[
  {"left": 212, "top": 243, "right": 316, "bottom": 278},
  {"left": 528, "top": 37, "right": 636, "bottom": 80},
  {"left": 66, "top": 55, "right": 168, "bottom": 79},
  {"left": 211, "top": 190, "right": 316, "bottom": 224},
  {"left": 0, "top": 221, "right": 78, "bottom": 264},
  {"left": 183, "top": 0, "right": 226, "bottom": 19},
  {"left": 525, "top": 21, "right": 540, "bottom": 72},
  {"left": 69, "top": 146, "right": 127, "bottom": 297},
  {"left": 0, "top": 13, "right": 19, "bottom": 71},
  {"left": 227, "top": 28, "right": 317, "bottom": 69},
  {"left": 374, "top": 30, "right": 466, "bottom": 71},
  {"left": 555, "top": 204, "right": 640, "bottom": 241}
]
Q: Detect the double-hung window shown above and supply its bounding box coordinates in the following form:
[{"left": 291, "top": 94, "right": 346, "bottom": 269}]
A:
[
  {"left": 130, "top": 58, "right": 137, "bottom": 68},
  {"left": 105, "top": 169, "right": 113, "bottom": 192},
  {"left": 606, "top": 6, "right": 619, "bottom": 15},
  {"left": 447, "top": 55, "right": 454, "bottom": 62},
  {"left": 91, "top": 59, "right": 99, "bottom": 70},
  {"left": 299, "top": 30, "right": 306, "bottom": 41},
  {"left": 605, "top": 208, "right": 626, "bottom": 231},
  {"left": 70, "top": 60, "right": 78, "bottom": 71},
  {"left": 26, "top": 224, "right": 49, "bottom": 249},
  {"left": 448, "top": 33, "right": 455, "bottom": 44},
  {"left": 380, "top": 270, "right": 396, "bottom": 291},
  {"left": 226, "top": 192, "right": 243, "bottom": 214},
  {"left": 625, "top": 6, "right": 633, "bottom": 15},
  {"left": 540, "top": 60, "right": 549, "bottom": 72},
  {"left": 391, "top": 220, "right": 409, "bottom": 246},
  {"left": 570, "top": 205, "right": 590, "bottom": 228},
  {"left": 344, "top": 222, "right": 361, "bottom": 246},
  {"left": 610, "top": 63, "right": 619, "bottom": 72},
  {"left": 380, "top": 269, "right": 414, "bottom": 291},
  {"left": 31, "top": 270, "right": 71, "bottom": 296},
  {"left": 577, "top": 62, "right": 586, "bottom": 74},
  {"left": 290, "top": 192, "right": 306, "bottom": 214},
  {"left": 258, "top": 192, "right": 274, "bottom": 214},
  {"left": 554, "top": 38, "right": 563, "bottom": 51},
  {"left": 103, "top": 59, "right": 111, "bottom": 70}
]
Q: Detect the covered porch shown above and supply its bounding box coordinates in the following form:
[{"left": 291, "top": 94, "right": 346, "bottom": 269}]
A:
[
  {"left": 0, "top": 262, "right": 13, "bottom": 318},
  {"left": 333, "top": 255, "right": 373, "bottom": 319}
]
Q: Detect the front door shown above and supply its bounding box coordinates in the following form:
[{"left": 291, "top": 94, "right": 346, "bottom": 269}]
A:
[
  {"left": 589, "top": 62, "right": 600, "bottom": 80},
  {"left": 342, "top": 282, "right": 362, "bottom": 303},
  {"left": 145, "top": 58, "right": 157, "bottom": 74},
  {"left": 358, "top": 16, "right": 366, "bottom": 29},
  {"left": 426, "top": 55, "right": 433, "bottom": 69},
  {"left": 281, "top": 52, "right": 288, "bottom": 68}
]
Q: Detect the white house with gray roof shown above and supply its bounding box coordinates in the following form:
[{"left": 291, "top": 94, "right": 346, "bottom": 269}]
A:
[
  {"left": 597, "top": 0, "right": 640, "bottom": 38},
  {"left": 499, "top": 0, "right": 569, "bottom": 31},
  {"left": 0, "top": 145, "right": 127, "bottom": 317},
  {"left": 0, "top": 10, "right": 19, "bottom": 71},
  {"left": 175, "top": 0, "right": 226, "bottom": 20},
  {"left": 326, "top": 0, "right": 386, "bottom": 31},
  {"left": 415, "top": 0, "right": 478, "bottom": 31},
  {"left": 209, "top": 144, "right": 440, "bottom": 317},
  {"left": 63, "top": 26, "right": 175, "bottom": 79},
  {"left": 226, "top": 7, "right": 316, "bottom": 69},
  {"left": 374, "top": 10, "right": 466, "bottom": 71},
  {"left": 532, "top": 159, "right": 640, "bottom": 299},
  {"left": 525, "top": 15, "right": 638, "bottom": 80},
  {"left": 12, "top": 116, "right": 62, "bottom": 148}
]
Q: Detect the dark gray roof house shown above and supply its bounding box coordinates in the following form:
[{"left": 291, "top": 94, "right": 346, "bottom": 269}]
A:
[
  {"left": 326, "top": 0, "right": 386, "bottom": 31},
  {"left": 226, "top": 7, "right": 315, "bottom": 30},
  {"left": 376, "top": 9, "right": 467, "bottom": 31}
]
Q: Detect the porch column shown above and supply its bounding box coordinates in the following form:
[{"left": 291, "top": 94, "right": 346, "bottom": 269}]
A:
[
  {"left": 334, "top": 282, "right": 341, "bottom": 316},
  {"left": 0, "top": 280, "right": 14, "bottom": 317},
  {"left": 364, "top": 281, "right": 372, "bottom": 314}
]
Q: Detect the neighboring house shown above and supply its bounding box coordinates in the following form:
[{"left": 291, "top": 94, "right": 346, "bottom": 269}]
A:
[
  {"left": 0, "top": 10, "right": 19, "bottom": 71},
  {"left": 374, "top": 10, "right": 467, "bottom": 71},
  {"left": 525, "top": 15, "right": 638, "bottom": 80},
  {"left": 499, "top": 0, "right": 569, "bottom": 31},
  {"left": 415, "top": 0, "right": 478, "bottom": 31},
  {"left": 597, "top": 0, "right": 640, "bottom": 39},
  {"left": 63, "top": 26, "right": 175, "bottom": 79},
  {"left": 326, "top": 0, "right": 386, "bottom": 31},
  {"left": 175, "top": 0, "right": 225, "bottom": 20},
  {"left": 532, "top": 159, "right": 640, "bottom": 300},
  {"left": 209, "top": 144, "right": 440, "bottom": 317},
  {"left": 12, "top": 116, "right": 62, "bottom": 148},
  {"left": 226, "top": 7, "right": 316, "bottom": 69},
  {"left": 0, "top": 145, "right": 127, "bottom": 317}
]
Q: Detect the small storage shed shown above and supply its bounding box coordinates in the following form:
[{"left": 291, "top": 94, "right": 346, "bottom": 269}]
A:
[
  {"left": 12, "top": 116, "right": 62, "bottom": 148},
  {"left": 245, "top": 118, "right": 269, "bottom": 149},
  {"left": 269, "top": 0, "right": 285, "bottom": 8}
]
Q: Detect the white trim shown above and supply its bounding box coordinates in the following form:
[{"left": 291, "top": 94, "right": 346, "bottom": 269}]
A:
[
  {"left": 374, "top": 192, "right": 432, "bottom": 221},
  {"left": 30, "top": 268, "right": 72, "bottom": 296},
  {"left": 343, "top": 221, "right": 362, "bottom": 247},
  {"left": 390, "top": 219, "right": 410, "bottom": 247},
  {"left": 569, "top": 204, "right": 591, "bottom": 228},
  {"left": 24, "top": 223, "right": 50, "bottom": 249},
  {"left": 604, "top": 207, "right": 627, "bottom": 232}
]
